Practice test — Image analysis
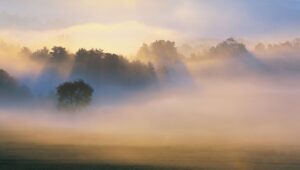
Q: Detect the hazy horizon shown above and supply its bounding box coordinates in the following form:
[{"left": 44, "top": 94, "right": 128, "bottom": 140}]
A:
[{"left": 1, "top": 0, "right": 300, "bottom": 54}]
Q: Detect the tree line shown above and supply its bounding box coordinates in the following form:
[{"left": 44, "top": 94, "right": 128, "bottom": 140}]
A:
[
  {"left": 1, "top": 45, "right": 160, "bottom": 109},
  {"left": 24, "top": 46, "right": 157, "bottom": 90},
  {"left": 1, "top": 40, "right": 189, "bottom": 109}
]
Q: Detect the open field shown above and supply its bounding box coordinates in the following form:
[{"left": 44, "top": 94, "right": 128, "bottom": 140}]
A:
[{"left": 1, "top": 141, "right": 300, "bottom": 170}]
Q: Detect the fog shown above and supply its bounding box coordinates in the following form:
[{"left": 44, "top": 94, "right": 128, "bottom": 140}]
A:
[
  {"left": 0, "top": 39, "right": 300, "bottom": 149},
  {"left": 1, "top": 79, "right": 299, "bottom": 146},
  {"left": 1, "top": 38, "right": 300, "bottom": 149},
  {"left": 0, "top": 39, "right": 42, "bottom": 77}
]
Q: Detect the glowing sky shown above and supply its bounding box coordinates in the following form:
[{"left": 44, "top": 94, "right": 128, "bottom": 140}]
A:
[{"left": 0, "top": 0, "right": 300, "bottom": 54}]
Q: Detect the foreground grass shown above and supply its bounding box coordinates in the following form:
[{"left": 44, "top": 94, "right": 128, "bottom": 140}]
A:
[
  {"left": 1, "top": 142, "right": 300, "bottom": 170},
  {"left": 0, "top": 160, "right": 185, "bottom": 170}
]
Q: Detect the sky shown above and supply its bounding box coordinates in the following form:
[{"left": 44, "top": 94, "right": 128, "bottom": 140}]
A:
[{"left": 0, "top": 0, "right": 300, "bottom": 54}]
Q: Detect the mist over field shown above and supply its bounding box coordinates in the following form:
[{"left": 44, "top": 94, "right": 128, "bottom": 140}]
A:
[
  {"left": 0, "top": 37, "right": 300, "bottom": 147},
  {"left": 1, "top": 37, "right": 300, "bottom": 170}
]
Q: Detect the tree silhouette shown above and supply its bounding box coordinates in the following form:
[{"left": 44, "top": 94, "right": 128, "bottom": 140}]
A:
[
  {"left": 0, "top": 69, "right": 32, "bottom": 100},
  {"left": 136, "top": 40, "right": 189, "bottom": 82},
  {"left": 56, "top": 80, "right": 93, "bottom": 110},
  {"left": 31, "top": 47, "right": 51, "bottom": 62},
  {"left": 71, "top": 48, "right": 157, "bottom": 88},
  {"left": 50, "top": 46, "right": 69, "bottom": 63}
]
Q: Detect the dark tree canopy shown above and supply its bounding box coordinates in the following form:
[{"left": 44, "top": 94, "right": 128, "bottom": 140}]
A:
[
  {"left": 137, "top": 40, "right": 182, "bottom": 65},
  {"left": 47, "top": 46, "right": 72, "bottom": 73},
  {"left": 136, "top": 40, "right": 190, "bottom": 82},
  {"left": 0, "top": 69, "right": 32, "bottom": 100},
  {"left": 50, "top": 46, "right": 69, "bottom": 63},
  {"left": 31, "top": 47, "right": 51, "bottom": 62},
  {"left": 209, "top": 38, "right": 249, "bottom": 57},
  {"left": 24, "top": 46, "right": 157, "bottom": 97},
  {"left": 71, "top": 48, "right": 157, "bottom": 89},
  {"left": 56, "top": 80, "right": 93, "bottom": 110}
]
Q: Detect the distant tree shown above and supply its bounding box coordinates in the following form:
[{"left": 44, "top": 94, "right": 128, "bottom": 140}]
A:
[
  {"left": 20, "top": 47, "right": 32, "bottom": 57},
  {"left": 31, "top": 47, "right": 51, "bottom": 62},
  {"left": 71, "top": 48, "right": 157, "bottom": 89},
  {"left": 47, "top": 46, "right": 72, "bottom": 75},
  {"left": 137, "top": 40, "right": 181, "bottom": 65},
  {"left": 0, "top": 69, "right": 32, "bottom": 100},
  {"left": 255, "top": 43, "right": 266, "bottom": 53},
  {"left": 209, "top": 38, "right": 249, "bottom": 57},
  {"left": 56, "top": 80, "right": 93, "bottom": 110},
  {"left": 50, "top": 46, "right": 69, "bottom": 63},
  {"left": 136, "top": 40, "right": 189, "bottom": 82}
]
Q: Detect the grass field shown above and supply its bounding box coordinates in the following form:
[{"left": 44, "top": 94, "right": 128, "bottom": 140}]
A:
[{"left": 1, "top": 142, "right": 300, "bottom": 170}]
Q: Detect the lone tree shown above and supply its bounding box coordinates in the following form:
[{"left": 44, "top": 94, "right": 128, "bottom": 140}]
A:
[{"left": 56, "top": 80, "right": 93, "bottom": 110}]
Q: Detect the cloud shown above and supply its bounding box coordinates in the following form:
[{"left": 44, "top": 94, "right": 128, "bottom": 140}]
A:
[
  {"left": 0, "top": 21, "right": 179, "bottom": 55},
  {"left": 0, "top": 0, "right": 139, "bottom": 30},
  {"left": 0, "top": 0, "right": 300, "bottom": 44}
]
